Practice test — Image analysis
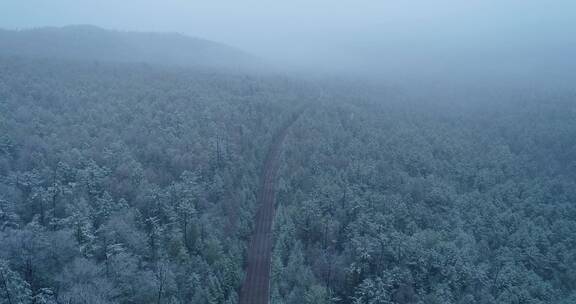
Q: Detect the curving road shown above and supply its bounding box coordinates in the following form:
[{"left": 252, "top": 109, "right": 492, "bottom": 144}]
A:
[{"left": 239, "top": 110, "right": 304, "bottom": 304}]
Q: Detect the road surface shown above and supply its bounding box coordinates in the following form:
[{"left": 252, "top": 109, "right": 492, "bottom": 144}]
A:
[{"left": 239, "top": 110, "right": 303, "bottom": 304}]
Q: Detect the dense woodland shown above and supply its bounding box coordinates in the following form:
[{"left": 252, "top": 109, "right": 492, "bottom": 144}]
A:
[
  {"left": 1, "top": 29, "right": 576, "bottom": 304},
  {"left": 0, "top": 56, "right": 309, "bottom": 303},
  {"left": 272, "top": 86, "right": 576, "bottom": 303}
]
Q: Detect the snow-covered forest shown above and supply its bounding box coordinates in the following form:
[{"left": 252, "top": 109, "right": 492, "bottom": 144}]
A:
[{"left": 1, "top": 13, "right": 576, "bottom": 304}]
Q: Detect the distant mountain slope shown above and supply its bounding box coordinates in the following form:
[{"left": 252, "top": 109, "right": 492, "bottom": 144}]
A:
[{"left": 0, "top": 25, "right": 260, "bottom": 69}]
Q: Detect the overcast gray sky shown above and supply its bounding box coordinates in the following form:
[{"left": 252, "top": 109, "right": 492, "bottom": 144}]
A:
[{"left": 1, "top": 0, "right": 575, "bottom": 82}]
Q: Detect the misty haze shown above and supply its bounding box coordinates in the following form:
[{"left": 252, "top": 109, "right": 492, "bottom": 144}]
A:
[{"left": 1, "top": 1, "right": 576, "bottom": 304}]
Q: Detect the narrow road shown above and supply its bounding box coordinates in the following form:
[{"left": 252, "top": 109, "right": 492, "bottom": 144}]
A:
[{"left": 239, "top": 110, "right": 304, "bottom": 304}]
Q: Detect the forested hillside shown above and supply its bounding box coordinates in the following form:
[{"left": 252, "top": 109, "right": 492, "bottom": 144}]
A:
[
  {"left": 1, "top": 28, "right": 576, "bottom": 304},
  {"left": 271, "top": 86, "right": 576, "bottom": 303},
  {"left": 0, "top": 56, "right": 311, "bottom": 303},
  {"left": 0, "top": 26, "right": 259, "bottom": 70}
]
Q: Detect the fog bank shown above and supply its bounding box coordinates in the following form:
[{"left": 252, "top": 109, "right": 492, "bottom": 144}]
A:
[{"left": 1, "top": 0, "right": 575, "bottom": 85}]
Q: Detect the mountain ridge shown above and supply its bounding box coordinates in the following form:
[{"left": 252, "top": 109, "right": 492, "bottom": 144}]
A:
[{"left": 0, "top": 25, "right": 261, "bottom": 70}]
